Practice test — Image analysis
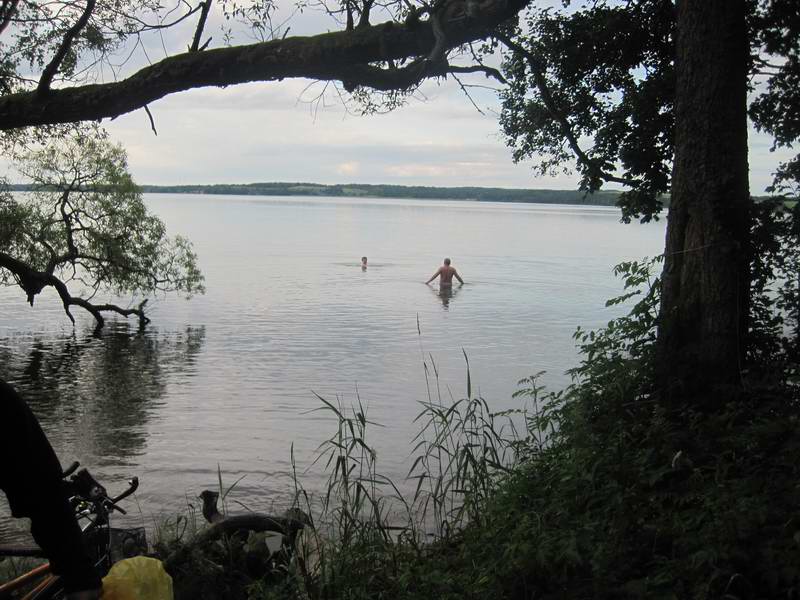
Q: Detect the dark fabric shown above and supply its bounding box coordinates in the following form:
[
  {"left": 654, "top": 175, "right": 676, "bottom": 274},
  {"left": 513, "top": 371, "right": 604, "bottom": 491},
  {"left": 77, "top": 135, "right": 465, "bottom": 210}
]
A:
[{"left": 0, "top": 379, "right": 101, "bottom": 593}]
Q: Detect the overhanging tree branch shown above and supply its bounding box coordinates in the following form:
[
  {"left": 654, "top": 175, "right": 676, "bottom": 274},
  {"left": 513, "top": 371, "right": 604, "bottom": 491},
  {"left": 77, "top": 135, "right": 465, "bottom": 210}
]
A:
[
  {"left": 341, "top": 40, "right": 506, "bottom": 92},
  {"left": 108, "top": 2, "right": 203, "bottom": 34},
  {"left": 190, "top": 0, "right": 212, "bottom": 52},
  {"left": 497, "top": 32, "right": 639, "bottom": 188},
  {"left": 342, "top": 57, "right": 443, "bottom": 91},
  {"left": 447, "top": 64, "right": 505, "bottom": 83},
  {"left": 37, "top": 0, "right": 97, "bottom": 95},
  {"left": 0, "top": 251, "right": 151, "bottom": 329},
  {"left": 1, "top": 133, "right": 203, "bottom": 331},
  {"left": 0, "top": 0, "right": 528, "bottom": 129}
]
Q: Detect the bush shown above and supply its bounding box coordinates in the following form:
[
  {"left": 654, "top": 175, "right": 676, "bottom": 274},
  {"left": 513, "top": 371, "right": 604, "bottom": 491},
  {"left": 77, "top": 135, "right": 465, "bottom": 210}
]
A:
[{"left": 448, "top": 256, "right": 800, "bottom": 599}]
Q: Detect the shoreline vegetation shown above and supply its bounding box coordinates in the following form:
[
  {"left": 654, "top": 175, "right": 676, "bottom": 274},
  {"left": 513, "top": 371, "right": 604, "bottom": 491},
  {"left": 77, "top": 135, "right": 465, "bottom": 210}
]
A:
[{"left": 155, "top": 253, "right": 800, "bottom": 600}]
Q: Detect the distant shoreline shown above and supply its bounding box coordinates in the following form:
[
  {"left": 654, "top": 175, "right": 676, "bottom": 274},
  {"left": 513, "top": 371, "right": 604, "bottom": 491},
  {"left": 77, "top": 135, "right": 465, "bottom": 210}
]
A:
[
  {"left": 134, "top": 182, "right": 622, "bottom": 207},
  {"left": 11, "top": 182, "right": 789, "bottom": 207}
]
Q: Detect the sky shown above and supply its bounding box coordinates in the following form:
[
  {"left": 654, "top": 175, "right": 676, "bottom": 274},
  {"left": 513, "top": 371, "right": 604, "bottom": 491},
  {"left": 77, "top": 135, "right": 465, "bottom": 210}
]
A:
[{"left": 52, "top": 1, "right": 800, "bottom": 193}]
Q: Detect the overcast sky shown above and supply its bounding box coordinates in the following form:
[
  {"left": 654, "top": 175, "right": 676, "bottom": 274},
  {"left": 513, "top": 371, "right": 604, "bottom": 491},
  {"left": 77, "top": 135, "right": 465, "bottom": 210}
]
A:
[{"left": 85, "top": 2, "right": 793, "bottom": 193}]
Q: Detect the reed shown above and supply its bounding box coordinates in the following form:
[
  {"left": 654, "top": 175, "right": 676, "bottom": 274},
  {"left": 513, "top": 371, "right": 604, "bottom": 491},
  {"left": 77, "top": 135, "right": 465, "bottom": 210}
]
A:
[
  {"left": 273, "top": 333, "right": 536, "bottom": 600},
  {"left": 150, "top": 325, "right": 543, "bottom": 599}
]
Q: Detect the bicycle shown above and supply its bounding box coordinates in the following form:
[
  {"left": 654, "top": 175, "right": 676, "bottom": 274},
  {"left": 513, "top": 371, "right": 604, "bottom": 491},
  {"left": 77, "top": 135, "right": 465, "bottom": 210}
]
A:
[{"left": 0, "top": 461, "right": 143, "bottom": 599}]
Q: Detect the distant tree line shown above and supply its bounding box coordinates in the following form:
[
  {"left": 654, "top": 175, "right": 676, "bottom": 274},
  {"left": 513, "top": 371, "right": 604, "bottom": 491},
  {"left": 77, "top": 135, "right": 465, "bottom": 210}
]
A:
[{"left": 127, "top": 182, "right": 624, "bottom": 206}]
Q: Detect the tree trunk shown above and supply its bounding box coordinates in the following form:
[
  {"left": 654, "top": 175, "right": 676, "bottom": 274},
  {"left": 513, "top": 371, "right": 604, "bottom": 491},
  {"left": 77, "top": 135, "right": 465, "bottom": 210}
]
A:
[{"left": 658, "top": 0, "right": 750, "bottom": 402}]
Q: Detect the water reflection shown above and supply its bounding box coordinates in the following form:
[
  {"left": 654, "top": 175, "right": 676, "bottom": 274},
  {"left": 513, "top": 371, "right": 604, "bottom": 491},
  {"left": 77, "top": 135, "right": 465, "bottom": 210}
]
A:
[
  {"left": 0, "top": 322, "right": 205, "bottom": 463},
  {"left": 0, "top": 194, "right": 668, "bottom": 544},
  {"left": 430, "top": 284, "right": 463, "bottom": 310}
]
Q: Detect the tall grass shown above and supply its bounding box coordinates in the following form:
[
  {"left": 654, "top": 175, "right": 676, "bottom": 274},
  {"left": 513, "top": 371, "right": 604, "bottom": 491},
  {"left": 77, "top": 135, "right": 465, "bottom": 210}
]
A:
[
  {"left": 271, "top": 324, "right": 538, "bottom": 600},
  {"left": 152, "top": 326, "right": 543, "bottom": 599}
]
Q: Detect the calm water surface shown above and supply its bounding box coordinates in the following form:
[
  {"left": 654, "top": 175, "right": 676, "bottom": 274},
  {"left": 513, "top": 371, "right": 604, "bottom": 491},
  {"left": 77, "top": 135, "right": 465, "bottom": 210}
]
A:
[{"left": 0, "top": 194, "right": 665, "bottom": 537}]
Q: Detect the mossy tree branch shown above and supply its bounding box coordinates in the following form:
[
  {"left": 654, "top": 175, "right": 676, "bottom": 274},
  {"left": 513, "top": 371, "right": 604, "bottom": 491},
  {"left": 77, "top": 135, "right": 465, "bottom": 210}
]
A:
[{"left": 0, "top": 0, "right": 528, "bottom": 130}]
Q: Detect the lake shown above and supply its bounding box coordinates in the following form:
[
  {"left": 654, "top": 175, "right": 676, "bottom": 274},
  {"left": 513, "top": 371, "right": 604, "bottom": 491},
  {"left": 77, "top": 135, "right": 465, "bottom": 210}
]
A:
[{"left": 0, "top": 194, "right": 666, "bottom": 537}]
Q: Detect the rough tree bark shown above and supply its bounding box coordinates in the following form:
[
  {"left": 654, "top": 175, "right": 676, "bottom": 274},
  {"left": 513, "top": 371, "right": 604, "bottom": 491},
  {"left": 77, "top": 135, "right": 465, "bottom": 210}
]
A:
[{"left": 658, "top": 0, "right": 751, "bottom": 401}]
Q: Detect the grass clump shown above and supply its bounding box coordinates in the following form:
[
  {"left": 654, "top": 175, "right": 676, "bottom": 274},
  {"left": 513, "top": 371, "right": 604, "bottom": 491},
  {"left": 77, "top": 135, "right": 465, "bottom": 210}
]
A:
[{"left": 270, "top": 376, "right": 526, "bottom": 600}]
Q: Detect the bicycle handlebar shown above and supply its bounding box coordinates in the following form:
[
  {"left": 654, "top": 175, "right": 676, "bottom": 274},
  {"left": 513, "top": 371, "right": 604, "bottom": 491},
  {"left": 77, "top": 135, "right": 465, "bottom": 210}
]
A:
[
  {"left": 65, "top": 468, "right": 139, "bottom": 515},
  {"left": 62, "top": 461, "right": 80, "bottom": 478},
  {"left": 104, "top": 477, "right": 139, "bottom": 515},
  {"left": 110, "top": 477, "right": 139, "bottom": 505}
]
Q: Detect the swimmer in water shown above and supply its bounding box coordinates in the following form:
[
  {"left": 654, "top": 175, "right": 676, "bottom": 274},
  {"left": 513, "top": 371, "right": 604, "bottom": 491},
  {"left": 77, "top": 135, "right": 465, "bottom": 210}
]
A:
[
  {"left": 426, "top": 258, "right": 464, "bottom": 286},
  {"left": 361, "top": 256, "right": 368, "bottom": 271}
]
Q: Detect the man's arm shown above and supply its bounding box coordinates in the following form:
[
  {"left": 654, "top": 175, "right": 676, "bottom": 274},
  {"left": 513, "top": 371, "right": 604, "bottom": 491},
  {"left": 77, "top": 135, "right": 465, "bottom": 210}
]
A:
[
  {"left": 454, "top": 270, "right": 464, "bottom": 284},
  {"left": 425, "top": 268, "right": 441, "bottom": 284}
]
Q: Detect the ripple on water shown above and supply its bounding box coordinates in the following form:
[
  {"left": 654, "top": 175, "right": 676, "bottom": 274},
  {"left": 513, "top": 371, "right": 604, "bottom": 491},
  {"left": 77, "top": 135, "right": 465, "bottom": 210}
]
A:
[{"left": 0, "top": 195, "right": 665, "bottom": 540}]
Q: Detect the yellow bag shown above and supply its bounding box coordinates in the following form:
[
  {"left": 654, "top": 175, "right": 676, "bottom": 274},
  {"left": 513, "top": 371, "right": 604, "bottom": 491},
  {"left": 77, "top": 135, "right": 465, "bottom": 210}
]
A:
[{"left": 102, "top": 556, "right": 174, "bottom": 600}]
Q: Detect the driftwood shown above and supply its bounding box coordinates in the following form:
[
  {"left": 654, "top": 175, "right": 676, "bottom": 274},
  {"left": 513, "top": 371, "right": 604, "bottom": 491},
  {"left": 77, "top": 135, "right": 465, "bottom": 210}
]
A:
[
  {"left": 197, "top": 514, "right": 309, "bottom": 544},
  {"left": 163, "top": 490, "right": 312, "bottom": 575}
]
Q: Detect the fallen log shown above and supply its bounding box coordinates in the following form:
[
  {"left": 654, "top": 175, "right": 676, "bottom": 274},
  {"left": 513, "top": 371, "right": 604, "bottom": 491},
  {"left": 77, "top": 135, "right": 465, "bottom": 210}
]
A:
[{"left": 163, "top": 490, "right": 312, "bottom": 576}]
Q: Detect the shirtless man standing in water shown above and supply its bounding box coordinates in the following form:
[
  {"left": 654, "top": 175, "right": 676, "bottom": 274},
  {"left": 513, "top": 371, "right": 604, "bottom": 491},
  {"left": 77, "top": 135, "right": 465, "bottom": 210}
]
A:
[{"left": 426, "top": 258, "right": 464, "bottom": 286}]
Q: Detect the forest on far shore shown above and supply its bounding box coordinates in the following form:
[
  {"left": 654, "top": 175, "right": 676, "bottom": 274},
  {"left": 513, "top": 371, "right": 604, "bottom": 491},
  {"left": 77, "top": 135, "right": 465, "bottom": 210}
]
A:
[
  {"left": 9, "top": 180, "right": 790, "bottom": 212},
  {"left": 132, "top": 182, "right": 623, "bottom": 205}
]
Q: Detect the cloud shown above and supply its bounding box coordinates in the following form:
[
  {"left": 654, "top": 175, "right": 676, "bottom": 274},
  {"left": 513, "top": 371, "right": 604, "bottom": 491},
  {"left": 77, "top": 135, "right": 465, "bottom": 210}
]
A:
[
  {"left": 104, "top": 76, "right": 540, "bottom": 188},
  {"left": 102, "top": 66, "right": 791, "bottom": 193},
  {"left": 336, "top": 161, "right": 360, "bottom": 176},
  {"left": 385, "top": 164, "right": 448, "bottom": 178},
  {"left": 383, "top": 160, "right": 496, "bottom": 179}
]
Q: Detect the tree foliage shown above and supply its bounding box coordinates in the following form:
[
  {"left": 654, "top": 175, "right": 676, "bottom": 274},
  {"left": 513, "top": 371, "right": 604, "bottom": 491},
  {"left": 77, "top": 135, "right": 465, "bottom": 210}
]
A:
[
  {"left": 463, "top": 263, "right": 800, "bottom": 599},
  {"left": 749, "top": 199, "right": 800, "bottom": 372},
  {"left": 750, "top": 0, "right": 800, "bottom": 195},
  {"left": 499, "top": 1, "right": 674, "bottom": 222},
  {"left": 498, "top": 0, "right": 799, "bottom": 222},
  {"left": 0, "top": 128, "right": 204, "bottom": 329}
]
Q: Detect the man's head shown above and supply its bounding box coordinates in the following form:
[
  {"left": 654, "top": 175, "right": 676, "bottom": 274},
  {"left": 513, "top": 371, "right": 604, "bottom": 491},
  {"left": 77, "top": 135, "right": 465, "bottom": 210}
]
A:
[
  {"left": 361, "top": 256, "right": 368, "bottom": 264},
  {"left": 444, "top": 258, "right": 451, "bottom": 266}
]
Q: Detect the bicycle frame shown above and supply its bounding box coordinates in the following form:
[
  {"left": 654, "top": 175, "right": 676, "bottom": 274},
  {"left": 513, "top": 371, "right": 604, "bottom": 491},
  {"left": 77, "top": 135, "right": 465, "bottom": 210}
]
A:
[{"left": 0, "top": 465, "right": 139, "bottom": 600}]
